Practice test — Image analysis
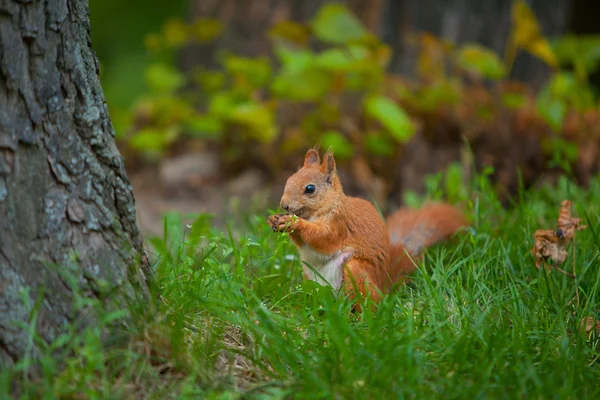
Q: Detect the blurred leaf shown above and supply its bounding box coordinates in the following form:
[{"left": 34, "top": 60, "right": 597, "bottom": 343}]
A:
[
  {"left": 365, "top": 96, "right": 415, "bottom": 142},
  {"left": 389, "top": 78, "right": 413, "bottom": 100},
  {"left": 549, "top": 72, "right": 577, "bottom": 98},
  {"left": 132, "top": 96, "right": 194, "bottom": 130},
  {"left": 416, "top": 33, "right": 453, "bottom": 80},
  {"left": 223, "top": 55, "right": 272, "bottom": 89},
  {"left": 345, "top": 70, "right": 383, "bottom": 92},
  {"left": 228, "top": 102, "right": 277, "bottom": 142},
  {"left": 456, "top": 44, "right": 505, "bottom": 80},
  {"left": 538, "top": 99, "right": 565, "bottom": 131},
  {"left": 547, "top": 72, "right": 595, "bottom": 111},
  {"left": 269, "top": 20, "right": 311, "bottom": 47},
  {"left": 321, "top": 131, "right": 354, "bottom": 159},
  {"left": 272, "top": 45, "right": 333, "bottom": 100},
  {"left": 186, "top": 114, "right": 223, "bottom": 138},
  {"left": 536, "top": 86, "right": 566, "bottom": 131},
  {"left": 476, "top": 104, "right": 494, "bottom": 121},
  {"left": 209, "top": 91, "right": 238, "bottom": 117},
  {"left": 312, "top": 3, "right": 368, "bottom": 45},
  {"left": 365, "top": 132, "right": 395, "bottom": 157},
  {"left": 511, "top": 0, "right": 558, "bottom": 67},
  {"left": 571, "top": 87, "right": 595, "bottom": 111},
  {"left": 274, "top": 45, "right": 315, "bottom": 72},
  {"left": 314, "top": 46, "right": 370, "bottom": 72},
  {"left": 162, "top": 18, "right": 189, "bottom": 48},
  {"left": 501, "top": 92, "right": 528, "bottom": 109},
  {"left": 528, "top": 40, "right": 558, "bottom": 68},
  {"left": 271, "top": 68, "right": 331, "bottom": 101},
  {"left": 551, "top": 35, "right": 579, "bottom": 63},
  {"left": 190, "top": 18, "right": 223, "bottom": 43},
  {"left": 130, "top": 127, "right": 179, "bottom": 153},
  {"left": 192, "top": 68, "right": 226, "bottom": 94},
  {"left": 512, "top": 1, "right": 542, "bottom": 45},
  {"left": 150, "top": 96, "right": 195, "bottom": 126},
  {"left": 416, "top": 80, "right": 461, "bottom": 111},
  {"left": 372, "top": 43, "right": 393, "bottom": 68},
  {"left": 553, "top": 35, "right": 600, "bottom": 65},
  {"left": 145, "top": 63, "right": 185, "bottom": 93},
  {"left": 403, "top": 190, "right": 423, "bottom": 208},
  {"left": 552, "top": 35, "right": 600, "bottom": 81}
]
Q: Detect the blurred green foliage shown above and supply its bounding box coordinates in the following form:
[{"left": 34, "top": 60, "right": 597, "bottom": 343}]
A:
[
  {"left": 90, "top": 0, "right": 187, "bottom": 109},
  {"left": 116, "top": 3, "right": 415, "bottom": 164},
  {"left": 110, "top": 0, "right": 600, "bottom": 177}
]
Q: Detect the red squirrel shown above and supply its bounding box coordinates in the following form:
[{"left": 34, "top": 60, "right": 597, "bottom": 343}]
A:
[{"left": 267, "top": 148, "right": 468, "bottom": 311}]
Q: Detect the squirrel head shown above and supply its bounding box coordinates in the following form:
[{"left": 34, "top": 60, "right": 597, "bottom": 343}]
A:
[{"left": 279, "top": 148, "right": 345, "bottom": 220}]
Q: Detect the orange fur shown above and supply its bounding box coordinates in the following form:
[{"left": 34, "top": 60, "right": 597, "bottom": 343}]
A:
[
  {"left": 267, "top": 148, "right": 468, "bottom": 310},
  {"left": 385, "top": 203, "right": 469, "bottom": 290}
]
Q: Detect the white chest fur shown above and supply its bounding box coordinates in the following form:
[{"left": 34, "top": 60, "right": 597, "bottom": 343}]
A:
[{"left": 298, "top": 246, "right": 351, "bottom": 292}]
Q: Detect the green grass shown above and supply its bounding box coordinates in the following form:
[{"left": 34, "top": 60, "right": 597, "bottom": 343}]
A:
[{"left": 3, "top": 173, "right": 600, "bottom": 399}]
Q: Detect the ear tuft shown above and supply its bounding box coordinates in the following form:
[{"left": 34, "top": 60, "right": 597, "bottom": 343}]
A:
[
  {"left": 321, "top": 151, "right": 336, "bottom": 182},
  {"left": 303, "top": 148, "right": 320, "bottom": 167}
]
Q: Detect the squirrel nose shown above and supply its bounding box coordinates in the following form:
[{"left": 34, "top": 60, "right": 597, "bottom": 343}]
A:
[{"left": 280, "top": 194, "right": 291, "bottom": 211}]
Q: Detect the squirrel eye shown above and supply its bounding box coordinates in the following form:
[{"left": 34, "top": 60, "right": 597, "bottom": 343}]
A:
[{"left": 304, "top": 184, "right": 316, "bottom": 194}]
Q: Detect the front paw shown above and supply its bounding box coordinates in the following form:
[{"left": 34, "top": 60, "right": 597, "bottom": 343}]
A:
[
  {"left": 267, "top": 214, "right": 285, "bottom": 231},
  {"left": 267, "top": 214, "right": 297, "bottom": 232}
]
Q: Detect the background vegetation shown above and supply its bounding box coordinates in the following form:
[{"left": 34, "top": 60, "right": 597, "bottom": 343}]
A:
[{"left": 96, "top": 0, "right": 600, "bottom": 207}]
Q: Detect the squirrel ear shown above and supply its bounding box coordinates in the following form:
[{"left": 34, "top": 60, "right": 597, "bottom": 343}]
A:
[
  {"left": 303, "top": 148, "right": 320, "bottom": 167},
  {"left": 321, "top": 151, "right": 336, "bottom": 182}
]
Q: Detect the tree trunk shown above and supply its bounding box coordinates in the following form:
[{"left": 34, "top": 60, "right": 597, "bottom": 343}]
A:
[{"left": 0, "top": 0, "right": 150, "bottom": 367}]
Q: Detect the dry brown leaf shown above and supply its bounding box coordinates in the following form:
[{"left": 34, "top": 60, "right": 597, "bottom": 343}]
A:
[
  {"left": 557, "top": 200, "right": 587, "bottom": 240},
  {"left": 579, "top": 317, "right": 600, "bottom": 336},
  {"left": 531, "top": 229, "right": 568, "bottom": 269},
  {"left": 531, "top": 200, "right": 587, "bottom": 270}
]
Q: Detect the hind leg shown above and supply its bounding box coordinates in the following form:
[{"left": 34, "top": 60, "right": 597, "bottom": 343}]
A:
[{"left": 342, "top": 260, "right": 382, "bottom": 312}]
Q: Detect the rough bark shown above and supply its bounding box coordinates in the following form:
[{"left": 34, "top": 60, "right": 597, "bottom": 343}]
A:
[{"left": 0, "top": 0, "right": 150, "bottom": 367}]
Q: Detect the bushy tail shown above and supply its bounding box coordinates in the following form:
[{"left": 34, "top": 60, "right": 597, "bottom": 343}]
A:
[{"left": 385, "top": 202, "right": 468, "bottom": 283}]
